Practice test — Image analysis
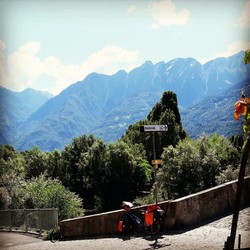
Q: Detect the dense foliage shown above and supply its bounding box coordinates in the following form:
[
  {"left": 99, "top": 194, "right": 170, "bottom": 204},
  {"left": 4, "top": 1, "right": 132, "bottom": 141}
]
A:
[
  {"left": 0, "top": 91, "right": 243, "bottom": 220},
  {"left": 157, "top": 134, "right": 241, "bottom": 200},
  {"left": 0, "top": 145, "right": 83, "bottom": 220},
  {"left": 0, "top": 136, "right": 151, "bottom": 214},
  {"left": 15, "top": 176, "right": 84, "bottom": 220},
  {"left": 122, "top": 91, "right": 187, "bottom": 161}
]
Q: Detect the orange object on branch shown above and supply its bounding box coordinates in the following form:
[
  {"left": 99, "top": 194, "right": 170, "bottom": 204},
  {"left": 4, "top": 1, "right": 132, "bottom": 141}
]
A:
[{"left": 234, "top": 97, "right": 250, "bottom": 120}]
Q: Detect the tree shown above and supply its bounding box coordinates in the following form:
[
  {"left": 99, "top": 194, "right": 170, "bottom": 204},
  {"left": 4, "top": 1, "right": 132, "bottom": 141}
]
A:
[
  {"left": 101, "top": 141, "right": 151, "bottom": 211},
  {"left": 122, "top": 91, "right": 187, "bottom": 161},
  {"left": 0, "top": 145, "right": 84, "bottom": 219},
  {"left": 22, "top": 146, "right": 48, "bottom": 179},
  {"left": 0, "top": 145, "right": 25, "bottom": 177},
  {"left": 122, "top": 120, "right": 153, "bottom": 162},
  {"left": 15, "top": 175, "right": 84, "bottom": 220},
  {"left": 150, "top": 91, "right": 186, "bottom": 149},
  {"left": 59, "top": 134, "right": 96, "bottom": 195},
  {"left": 148, "top": 91, "right": 181, "bottom": 125},
  {"left": 158, "top": 134, "right": 241, "bottom": 200},
  {"left": 76, "top": 139, "right": 108, "bottom": 210},
  {"left": 0, "top": 145, "right": 26, "bottom": 209},
  {"left": 46, "top": 149, "right": 62, "bottom": 179},
  {"left": 0, "top": 187, "right": 11, "bottom": 209}
]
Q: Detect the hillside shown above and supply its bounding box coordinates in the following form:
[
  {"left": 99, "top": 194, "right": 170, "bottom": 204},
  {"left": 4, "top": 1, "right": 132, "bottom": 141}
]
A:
[
  {"left": 181, "top": 79, "right": 250, "bottom": 139},
  {"left": 0, "top": 87, "right": 53, "bottom": 145},
  {"left": 1, "top": 51, "right": 250, "bottom": 151}
]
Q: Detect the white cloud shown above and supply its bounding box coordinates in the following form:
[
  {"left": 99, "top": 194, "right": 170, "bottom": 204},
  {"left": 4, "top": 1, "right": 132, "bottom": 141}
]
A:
[
  {"left": 236, "top": 0, "right": 250, "bottom": 28},
  {"left": 213, "top": 41, "right": 250, "bottom": 58},
  {"left": 128, "top": 5, "right": 137, "bottom": 13},
  {"left": 198, "top": 41, "right": 250, "bottom": 64},
  {"left": 7, "top": 42, "right": 43, "bottom": 91},
  {"left": 0, "top": 42, "right": 139, "bottom": 95},
  {"left": 82, "top": 45, "right": 139, "bottom": 74},
  {"left": 148, "top": 0, "right": 190, "bottom": 29},
  {"left": 44, "top": 45, "right": 139, "bottom": 94},
  {"left": 0, "top": 40, "right": 6, "bottom": 58},
  {"left": 0, "top": 40, "right": 9, "bottom": 88}
]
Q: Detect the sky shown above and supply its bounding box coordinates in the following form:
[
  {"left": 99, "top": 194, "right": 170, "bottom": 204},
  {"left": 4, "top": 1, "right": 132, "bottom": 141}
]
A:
[{"left": 0, "top": 0, "right": 250, "bottom": 96}]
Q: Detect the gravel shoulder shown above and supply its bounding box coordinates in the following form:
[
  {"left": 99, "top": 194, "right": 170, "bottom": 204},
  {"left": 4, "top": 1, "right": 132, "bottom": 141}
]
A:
[{"left": 1, "top": 207, "right": 250, "bottom": 250}]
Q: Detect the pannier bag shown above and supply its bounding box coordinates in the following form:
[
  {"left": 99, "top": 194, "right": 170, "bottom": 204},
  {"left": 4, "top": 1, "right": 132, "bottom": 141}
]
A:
[
  {"left": 145, "top": 210, "right": 154, "bottom": 226},
  {"left": 147, "top": 204, "right": 158, "bottom": 212},
  {"left": 145, "top": 204, "right": 161, "bottom": 226},
  {"left": 118, "top": 220, "right": 123, "bottom": 232}
]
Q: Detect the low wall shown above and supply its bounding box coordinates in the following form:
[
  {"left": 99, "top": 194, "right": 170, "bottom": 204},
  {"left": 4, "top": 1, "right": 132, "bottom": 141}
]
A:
[{"left": 60, "top": 176, "right": 250, "bottom": 237}]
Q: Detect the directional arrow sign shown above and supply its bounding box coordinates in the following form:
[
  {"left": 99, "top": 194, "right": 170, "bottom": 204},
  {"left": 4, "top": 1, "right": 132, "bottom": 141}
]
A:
[
  {"left": 140, "top": 125, "right": 168, "bottom": 132},
  {"left": 152, "top": 159, "right": 162, "bottom": 165}
]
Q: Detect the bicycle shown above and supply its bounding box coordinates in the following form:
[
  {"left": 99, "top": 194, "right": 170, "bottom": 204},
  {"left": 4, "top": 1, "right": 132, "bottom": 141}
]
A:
[{"left": 118, "top": 201, "right": 164, "bottom": 236}]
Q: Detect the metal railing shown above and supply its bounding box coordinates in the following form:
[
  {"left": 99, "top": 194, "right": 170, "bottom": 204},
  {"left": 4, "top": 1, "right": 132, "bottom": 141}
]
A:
[{"left": 0, "top": 208, "right": 58, "bottom": 233}]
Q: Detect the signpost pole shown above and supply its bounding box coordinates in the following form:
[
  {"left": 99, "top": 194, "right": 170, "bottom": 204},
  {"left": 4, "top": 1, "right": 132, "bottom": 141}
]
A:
[
  {"left": 152, "top": 132, "right": 158, "bottom": 204},
  {"left": 140, "top": 124, "right": 168, "bottom": 205}
]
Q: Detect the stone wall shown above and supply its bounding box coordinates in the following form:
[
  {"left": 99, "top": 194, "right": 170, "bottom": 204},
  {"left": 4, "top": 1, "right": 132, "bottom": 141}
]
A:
[{"left": 60, "top": 176, "right": 250, "bottom": 237}]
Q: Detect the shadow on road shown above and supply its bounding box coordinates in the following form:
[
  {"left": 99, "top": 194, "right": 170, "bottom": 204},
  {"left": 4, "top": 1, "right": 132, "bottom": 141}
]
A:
[{"left": 142, "top": 232, "right": 171, "bottom": 250}]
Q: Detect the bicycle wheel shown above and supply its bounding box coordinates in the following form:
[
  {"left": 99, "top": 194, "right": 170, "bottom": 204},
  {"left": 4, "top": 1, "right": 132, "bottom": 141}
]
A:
[
  {"left": 145, "top": 223, "right": 160, "bottom": 235},
  {"left": 50, "top": 235, "right": 58, "bottom": 243},
  {"left": 49, "top": 230, "right": 61, "bottom": 243}
]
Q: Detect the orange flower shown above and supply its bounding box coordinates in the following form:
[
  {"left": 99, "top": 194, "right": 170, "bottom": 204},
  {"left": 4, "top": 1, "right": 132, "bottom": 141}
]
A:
[{"left": 234, "top": 98, "right": 247, "bottom": 120}]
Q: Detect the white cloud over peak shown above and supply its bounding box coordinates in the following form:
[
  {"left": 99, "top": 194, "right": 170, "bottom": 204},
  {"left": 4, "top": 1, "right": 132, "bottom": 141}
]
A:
[
  {"left": 236, "top": 0, "right": 250, "bottom": 28},
  {"left": 0, "top": 40, "right": 6, "bottom": 58},
  {"left": 148, "top": 0, "right": 190, "bottom": 29},
  {"left": 82, "top": 45, "right": 138, "bottom": 74},
  {"left": 213, "top": 41, "right": 250, "bottom": 59},
  {"left": 7, "top": 42, "right": 43, "bottom": 90},
  {"left": 198, "top": 41, "right": 250, "bottom": 64},
  {"left": 128, "top": 5, "right": 137, "bottom": 14},
  {"left": 0, "top": 42, "right": 139, "bottom": 95},
  {"left": 0, "top": 41, "right": 8, "bottom": 86}
]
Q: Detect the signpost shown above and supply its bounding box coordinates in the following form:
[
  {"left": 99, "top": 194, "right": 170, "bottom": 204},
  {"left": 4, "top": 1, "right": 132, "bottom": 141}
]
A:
[
  {"left": 152, "top": 159, "right": 162, "bottom": 169},
  {"left": 151, "top": 159, "right": 162, "bottom": 165},
  {"left": 140, "top": 124, "right": 168, "bottom": 204},
  {"left": 140, "top": 125, "right": 168, "bottom": 132}
]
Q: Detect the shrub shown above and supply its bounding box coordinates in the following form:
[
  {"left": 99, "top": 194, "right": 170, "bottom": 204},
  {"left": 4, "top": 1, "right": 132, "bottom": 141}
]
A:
[{"left": 16, "top": 175, "right": 84, "bottom": 220}]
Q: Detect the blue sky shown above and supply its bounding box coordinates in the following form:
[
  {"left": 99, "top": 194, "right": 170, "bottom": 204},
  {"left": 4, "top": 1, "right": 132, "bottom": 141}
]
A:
[{"left": 0, "top": 0, "right": 249, "bottom": 95}]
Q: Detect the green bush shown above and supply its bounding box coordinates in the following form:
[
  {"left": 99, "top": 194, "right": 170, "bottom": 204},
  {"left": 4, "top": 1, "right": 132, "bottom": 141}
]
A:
[
  {"left": 16, "top": 175, "right": 84, "bottom": 220},
  {"left": 43, "top": 226, "right": 61, "bottom": 241},
  {"left": 158, "top": 134, "right": 241, "bottom": 199}
]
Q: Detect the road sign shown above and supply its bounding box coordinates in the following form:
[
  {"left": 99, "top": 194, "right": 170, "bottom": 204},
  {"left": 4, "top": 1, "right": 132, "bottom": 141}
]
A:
[
  {"left": 152, "top": 159, "right": 162, "bottom": 165},
  {"left": 152, "top": 159, "right": 162, "bottom": 170},
  {"left": 140, "top": 125, "right": 168, "bottom": 132}
]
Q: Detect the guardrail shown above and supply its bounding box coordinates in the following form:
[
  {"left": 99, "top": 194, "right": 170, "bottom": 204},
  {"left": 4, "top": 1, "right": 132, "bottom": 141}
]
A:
[{"left": 0, "top": 208, "right": 58, "bottom": 233}]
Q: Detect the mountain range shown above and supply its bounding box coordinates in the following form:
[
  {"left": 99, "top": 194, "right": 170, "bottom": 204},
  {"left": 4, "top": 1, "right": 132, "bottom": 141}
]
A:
[
  {"left": 181, "top": 78, "right": 249, "bottom": 139},
  {"left": 0, "top": 51, "right": 249, "bottom": 151},
  {"left": 0, "top": 88, "right": 53, "bottom": 145}
]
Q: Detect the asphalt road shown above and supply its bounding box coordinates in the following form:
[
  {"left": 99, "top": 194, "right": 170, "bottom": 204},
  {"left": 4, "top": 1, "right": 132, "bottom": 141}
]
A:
[{"left": 0, "top": 232, "right": 42, "bottom": 250}]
